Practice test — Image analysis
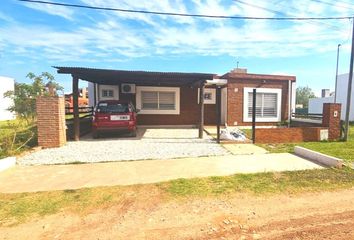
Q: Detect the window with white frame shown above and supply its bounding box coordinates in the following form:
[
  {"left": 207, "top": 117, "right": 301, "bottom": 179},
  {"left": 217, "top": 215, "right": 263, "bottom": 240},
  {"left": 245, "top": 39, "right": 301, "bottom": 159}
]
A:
[
  {"left": 136, "top": 86, "right": 180, "bottom": 114},
  {"left": 243, "top": 88, "right": 282, "bottom": 122},
  {"left": 102, "top": 89, "right": 114, "bottom": 98}
]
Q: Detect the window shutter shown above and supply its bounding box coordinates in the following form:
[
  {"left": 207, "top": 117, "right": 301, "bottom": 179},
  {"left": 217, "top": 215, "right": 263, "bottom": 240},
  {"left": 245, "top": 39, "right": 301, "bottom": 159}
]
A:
[
  {"left": 248, "top": 92, "right": 277, "bottom": 118},
  {"left": 141, "top": 91, "right": 158, "bottom": 109},
  {"left": 159, "top": 92, "right": 175, "bottom": 110},
  {"left": 248, "top": 93, "right": 263, "bottom": 117},
  {"left": 263, "top": 93, "right": 277, "bottom": 117}
]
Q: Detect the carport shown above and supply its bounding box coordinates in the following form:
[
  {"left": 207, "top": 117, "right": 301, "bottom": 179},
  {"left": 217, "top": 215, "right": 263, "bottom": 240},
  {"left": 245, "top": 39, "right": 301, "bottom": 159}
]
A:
[{"left": 54, "top": 66, "right": 223, "bottom": 141}]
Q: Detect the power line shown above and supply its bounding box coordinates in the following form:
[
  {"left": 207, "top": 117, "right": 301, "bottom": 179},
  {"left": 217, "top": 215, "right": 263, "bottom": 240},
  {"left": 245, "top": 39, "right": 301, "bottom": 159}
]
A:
[
  {"left": 18, "top": 0, "right": 353, "bottom": 21},
  {"left": 234, "top": 0, "right": 344, "bottom": 32}
]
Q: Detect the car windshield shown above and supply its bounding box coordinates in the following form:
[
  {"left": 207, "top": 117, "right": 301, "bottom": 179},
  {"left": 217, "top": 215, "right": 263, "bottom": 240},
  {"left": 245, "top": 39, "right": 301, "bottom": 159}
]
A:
[{"left": 96, "top": 102, "right": 130, "bottom": 113}]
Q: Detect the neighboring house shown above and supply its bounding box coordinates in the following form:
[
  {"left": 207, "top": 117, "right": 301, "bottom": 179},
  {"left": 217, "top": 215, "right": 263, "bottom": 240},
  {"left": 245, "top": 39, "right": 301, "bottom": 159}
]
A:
[
  {"left": 85, "top": 67, "right": 296, "bottom": 127},
  {"left": 309, "top": 73, "right": 354, "bottom": 121},
  {"left": 65, "top": 87, "right": 89, "bottom": 109},
  {"left": 0, "top": 76, "right": 15, "bottom": 121}
]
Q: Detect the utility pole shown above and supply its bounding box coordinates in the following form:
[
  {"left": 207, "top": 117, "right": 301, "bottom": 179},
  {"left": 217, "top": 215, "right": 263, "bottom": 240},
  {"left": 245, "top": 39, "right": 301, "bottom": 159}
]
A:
[
  {"left": 344, "top": 17, "right": 354, "bottom": 141},
  {"left": 334, "top": 43, "right": 341, "bottom": 103}
]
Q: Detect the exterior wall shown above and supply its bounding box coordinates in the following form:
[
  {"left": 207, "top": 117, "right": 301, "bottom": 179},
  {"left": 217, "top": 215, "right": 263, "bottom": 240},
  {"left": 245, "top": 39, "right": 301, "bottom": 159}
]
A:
[
  {"left": 137, "top": 86, "right": 201, "bottom": 125},
  {"left": 322, "top": 103, "right": 341, "bottom": 140},
  {"left": 36, "top": 96, "right": 66, "bottom": 148},
  {"left": 0, "top": 76, "right": 15, "bottom": 121},
  {"left": 254, "top": 127, "right": 325, "bottom": 143},
  {"left": 255, "top": 103, "right": 341, "bottom": 143},
  {"left": 334, "top": 73, "right": 354, "bottom": 121},
  {"left": 226, "top": 78, "right": 291, "bottom": 126},
  {"left": 308, "top": 96, "right": 334, "bottom": 114},
  {"left": 89, "top": 83, "right": 218, "bottom": 126}
]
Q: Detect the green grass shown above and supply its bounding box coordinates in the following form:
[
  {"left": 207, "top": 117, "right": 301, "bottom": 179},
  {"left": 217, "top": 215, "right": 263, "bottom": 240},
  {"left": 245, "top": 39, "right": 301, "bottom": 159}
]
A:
[
  {"left": 0, "top": 119, "right": 37, "bottom": 159},
  {"left": 258, "top": 126, "right": 354, "bottom": 164},
  {"left": 65, "top": 113, "right": 91, "bottom": 120},
  {"left": 162, "top": 168, "right": 354, "bottom": 196},
  {"left": 1, "top": 168, "right": 353, "bottom": 225}
]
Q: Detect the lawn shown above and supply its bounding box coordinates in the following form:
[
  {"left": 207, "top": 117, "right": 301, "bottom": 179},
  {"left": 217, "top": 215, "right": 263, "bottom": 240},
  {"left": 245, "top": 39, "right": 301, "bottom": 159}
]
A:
[
  {"left": 0, "top": 167, "right": 353, "bottom": 225},
  {"left": 258, "top": 126, "right": 354, "bottom": 164},
  {"left": 0, "top": 119, "right": 37, "bottom": 159}
]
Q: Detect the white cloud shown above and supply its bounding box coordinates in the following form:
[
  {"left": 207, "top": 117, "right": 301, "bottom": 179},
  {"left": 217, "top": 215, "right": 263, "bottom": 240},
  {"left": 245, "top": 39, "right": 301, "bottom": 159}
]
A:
[
  {"left": 1, "top": 0, "right": 352, "bottom": 63},
  {"left": 0, "top": 12, "right": 15, "bottom": 22},
  {"left": 19, "top": 0, "right": 75, "bottom": 20}
]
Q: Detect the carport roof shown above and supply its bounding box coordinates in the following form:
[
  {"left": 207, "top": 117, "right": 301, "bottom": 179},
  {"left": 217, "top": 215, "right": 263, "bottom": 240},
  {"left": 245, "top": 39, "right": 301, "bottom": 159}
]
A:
[{"left": 54, "top": 66, "right": 217, "bottom": 86}]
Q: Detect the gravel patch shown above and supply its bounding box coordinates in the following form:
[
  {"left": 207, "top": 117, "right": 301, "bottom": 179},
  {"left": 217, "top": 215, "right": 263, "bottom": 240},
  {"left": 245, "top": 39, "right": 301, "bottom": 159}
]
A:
[{"left": 18, "top": 128, "right": 231, "bottom": 165}]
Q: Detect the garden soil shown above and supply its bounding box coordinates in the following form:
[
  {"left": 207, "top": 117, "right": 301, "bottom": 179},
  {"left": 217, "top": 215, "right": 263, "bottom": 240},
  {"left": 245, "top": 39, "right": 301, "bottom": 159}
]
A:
[{"left": 1, "top": 188, "right": 353, "bottom": 240}]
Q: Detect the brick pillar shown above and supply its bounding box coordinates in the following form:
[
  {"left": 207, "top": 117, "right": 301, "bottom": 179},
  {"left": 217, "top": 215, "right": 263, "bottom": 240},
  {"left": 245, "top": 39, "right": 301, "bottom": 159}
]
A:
[
  {"left": 36, "top": 96, "right": 66, "bottom": 148},
  {"left": 322, "top": 103, "right": 341, "bottom": 141}
]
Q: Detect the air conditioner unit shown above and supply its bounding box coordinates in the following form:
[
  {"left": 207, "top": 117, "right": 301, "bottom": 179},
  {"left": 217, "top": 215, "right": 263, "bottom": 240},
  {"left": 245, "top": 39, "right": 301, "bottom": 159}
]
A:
[{"left": 121, "top": 83, "right": 136, "bottom": 94}]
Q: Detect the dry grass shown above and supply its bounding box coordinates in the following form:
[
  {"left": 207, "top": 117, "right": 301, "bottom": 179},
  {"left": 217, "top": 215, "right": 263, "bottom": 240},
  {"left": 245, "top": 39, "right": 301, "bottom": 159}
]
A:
[{"left": 0, "top": 167, "right": 353, "bottom": 226}]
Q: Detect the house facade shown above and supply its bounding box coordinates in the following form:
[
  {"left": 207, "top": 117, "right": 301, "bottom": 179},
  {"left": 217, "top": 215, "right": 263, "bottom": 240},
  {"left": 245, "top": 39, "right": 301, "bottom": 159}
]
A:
[
  {"left": 0, "top": 76, "right": 15, "bottom": 121},
  {"left": 309, "top": 73, "right": 354, "bottom": 121},
  {"left": 87, "top": 68, "right": 296, "bottom": 127}
]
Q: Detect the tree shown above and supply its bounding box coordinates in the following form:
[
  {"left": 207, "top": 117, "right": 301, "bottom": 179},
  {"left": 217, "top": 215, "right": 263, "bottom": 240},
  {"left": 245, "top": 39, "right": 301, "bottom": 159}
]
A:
[
  {"left": 4, "top": 72, "right": 63, "bottom": 121},
  {"left": 296, "top": 86, "right": 316, "bottom": 108}
]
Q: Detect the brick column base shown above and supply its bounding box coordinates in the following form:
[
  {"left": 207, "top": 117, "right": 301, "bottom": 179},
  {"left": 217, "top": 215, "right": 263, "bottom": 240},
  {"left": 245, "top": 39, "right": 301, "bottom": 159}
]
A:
[
  {"left": 36, "top": 96, "right": 66, "bottom": 148},
  {"left": 322, "top": 103, "right": 341, "bottom": 141}
]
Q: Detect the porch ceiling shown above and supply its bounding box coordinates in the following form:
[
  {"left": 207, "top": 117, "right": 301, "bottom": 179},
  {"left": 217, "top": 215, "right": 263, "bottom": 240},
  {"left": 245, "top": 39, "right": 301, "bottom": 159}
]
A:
[{"left": 54, "top": 66, "right": 217, "bottom": 86}]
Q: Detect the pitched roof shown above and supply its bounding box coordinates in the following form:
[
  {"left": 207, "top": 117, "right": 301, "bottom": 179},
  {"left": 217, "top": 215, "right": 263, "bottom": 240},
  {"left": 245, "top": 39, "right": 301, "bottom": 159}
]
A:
[
  {"left": 54, "top": 66, "right": 217, "bottom": 86},
  {"left": 222, "top": 72, "right": 296, "bottom": 81}
]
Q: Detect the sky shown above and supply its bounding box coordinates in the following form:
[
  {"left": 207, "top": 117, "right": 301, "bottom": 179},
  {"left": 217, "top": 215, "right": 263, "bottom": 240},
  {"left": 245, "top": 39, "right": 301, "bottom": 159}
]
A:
[{"left": 1, "top": 0, "right": 354, "bottom": 96}]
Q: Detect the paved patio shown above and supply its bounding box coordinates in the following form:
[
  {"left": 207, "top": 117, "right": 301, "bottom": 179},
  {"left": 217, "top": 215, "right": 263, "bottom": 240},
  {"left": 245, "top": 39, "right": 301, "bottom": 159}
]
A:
[
  {"left": 0, "top": 153, "right": 322, "bottom": 193},
  {"left": 17, "top": 128, "right": 230, "bottom": 165}
]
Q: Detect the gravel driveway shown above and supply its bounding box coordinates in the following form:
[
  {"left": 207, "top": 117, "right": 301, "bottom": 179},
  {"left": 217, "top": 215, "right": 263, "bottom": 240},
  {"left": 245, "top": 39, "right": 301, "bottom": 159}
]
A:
[{"left": 18, "top": 128, "right": 230, "bottom": 165}]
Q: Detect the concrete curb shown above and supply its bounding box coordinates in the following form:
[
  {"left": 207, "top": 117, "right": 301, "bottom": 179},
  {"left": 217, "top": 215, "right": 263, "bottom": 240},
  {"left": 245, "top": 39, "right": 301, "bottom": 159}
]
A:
[
  {"left": 0, "top": 157, "right": 16, "bottom": 172},
  {"left": 294, "top": 146, "right": 343, "bottom": 168}
]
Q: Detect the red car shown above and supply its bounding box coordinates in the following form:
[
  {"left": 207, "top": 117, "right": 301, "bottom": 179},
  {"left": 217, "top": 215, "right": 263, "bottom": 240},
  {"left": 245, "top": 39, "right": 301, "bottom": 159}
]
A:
[{"left": 92, "top": 100, "right": 138, "bottom": 138}]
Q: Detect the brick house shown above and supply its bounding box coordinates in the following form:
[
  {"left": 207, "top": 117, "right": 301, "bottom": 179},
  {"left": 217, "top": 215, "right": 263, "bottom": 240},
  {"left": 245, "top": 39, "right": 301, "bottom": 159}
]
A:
[{"left": 85, "top": 67, "right": 296, "bottom": 127}]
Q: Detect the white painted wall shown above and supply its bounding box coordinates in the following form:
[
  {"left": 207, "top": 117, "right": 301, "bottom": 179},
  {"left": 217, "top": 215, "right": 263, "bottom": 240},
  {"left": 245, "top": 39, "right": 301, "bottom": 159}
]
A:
[
  {"left": 335, "top": 73, "right": 354, "bottom": 121},
  {"left": 88, "top": 83, "right": 119, "bottom": 107},
  {"left": 308, "top": 96, "right": 334, "bottom": 114},
  {"left": 0, "top": 76, "right": 15, "bottom": 121},
  {"left": 291, "top": 81, "right": 296, "bottom": 114},
  {"left": 221, "top": 87, "right": 227, "bottom": 124},
  {"left": 98, "top": 84, "right": 119, "bottom": 101},
  {"left": 308, "top": 73, "right": 354, "bottom": 121}
]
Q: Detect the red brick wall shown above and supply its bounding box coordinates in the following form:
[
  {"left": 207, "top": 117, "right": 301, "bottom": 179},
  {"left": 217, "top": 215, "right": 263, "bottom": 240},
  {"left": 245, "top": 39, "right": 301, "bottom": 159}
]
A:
[
  {"left": 322, "top": 103, "right": 341, "bottom": 140},
  {"left": 254, "top": 127, "right": 325, "bottom": 143},
  {"left": 119, "top": 85, "right": 217, "bottom": 126},
  {"left": 136, "top": 86, "right": 201, "bottom": 125},
  {"left": 226, "top": 79, "right": 290, "bottom": 126},
  {"left": 36, "top": 96, "right": 66, "bottom": 148}
]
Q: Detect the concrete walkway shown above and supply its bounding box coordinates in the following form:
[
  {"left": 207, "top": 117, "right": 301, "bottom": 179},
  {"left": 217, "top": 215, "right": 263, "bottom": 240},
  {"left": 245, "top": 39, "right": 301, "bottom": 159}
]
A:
[{"left": 0, "top": 153, "right": 322, "bottom": 193}]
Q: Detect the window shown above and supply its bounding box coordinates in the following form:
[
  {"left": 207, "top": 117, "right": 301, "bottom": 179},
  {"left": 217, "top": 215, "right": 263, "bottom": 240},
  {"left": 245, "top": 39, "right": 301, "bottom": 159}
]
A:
[
  {"left": 136, "top": 87, "right": 180, "bottom": 114},
  {"left": 102, "top": 89, "right": 114, "bottom": 98},
  {"left": 96, "top": 102, "right": 129, "bottom": 113},
  {"left": 243, "top": 88, "right": 281, "bottom": 122}
]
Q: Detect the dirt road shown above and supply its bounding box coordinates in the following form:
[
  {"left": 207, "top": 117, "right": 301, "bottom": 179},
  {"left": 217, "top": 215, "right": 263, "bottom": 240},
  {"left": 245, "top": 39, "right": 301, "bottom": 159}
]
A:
[{"left": 1, "top": 188, "right": 354, "bottom": 239}]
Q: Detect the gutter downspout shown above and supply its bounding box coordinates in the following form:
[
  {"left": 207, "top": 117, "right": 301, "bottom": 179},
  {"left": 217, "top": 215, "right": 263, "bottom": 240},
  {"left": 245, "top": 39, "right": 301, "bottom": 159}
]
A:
[{"left": 288, "top": 80, "right": 292, "bottom": 127}]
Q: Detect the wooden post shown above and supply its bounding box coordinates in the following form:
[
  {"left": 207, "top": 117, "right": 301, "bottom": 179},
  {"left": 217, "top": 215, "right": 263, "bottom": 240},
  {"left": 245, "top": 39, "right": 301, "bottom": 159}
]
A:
[
  {"left": 216, "top": 86, "right": 222, "bottom": 143},
  {"left": 72, "top": 75, "right": 80, "bottom": 141},
  {"left": 199, "top": 83, "right": 205, "bottom": 138},
  {"left": 252, "top": 88, "right": 256, "bottom": 144}
]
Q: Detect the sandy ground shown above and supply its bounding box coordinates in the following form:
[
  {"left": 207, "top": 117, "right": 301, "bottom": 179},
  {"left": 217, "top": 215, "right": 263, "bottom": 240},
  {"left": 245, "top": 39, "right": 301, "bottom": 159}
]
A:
[{"left": 1, "top": 188, "right": 354, "bottom": 240}]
